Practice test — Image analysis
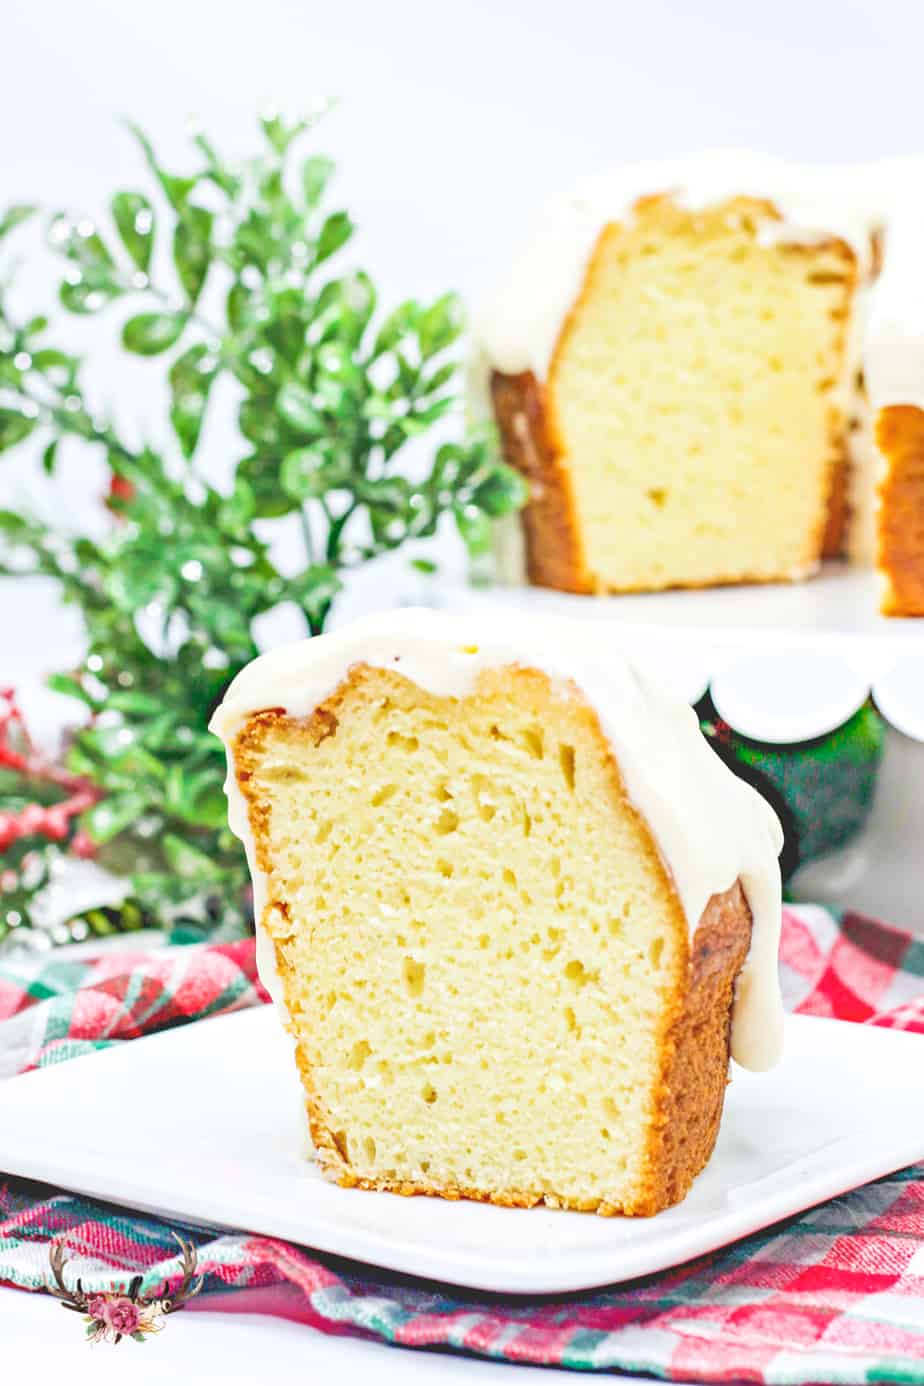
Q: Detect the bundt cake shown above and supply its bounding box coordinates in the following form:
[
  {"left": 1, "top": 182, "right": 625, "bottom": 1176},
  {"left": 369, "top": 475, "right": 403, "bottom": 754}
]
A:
[
  {"left": 474, "top": 152, "right": 924, "bottom": 616},
  {"left": 211, "top": 609, "right": 784, "bottom": 1216}
]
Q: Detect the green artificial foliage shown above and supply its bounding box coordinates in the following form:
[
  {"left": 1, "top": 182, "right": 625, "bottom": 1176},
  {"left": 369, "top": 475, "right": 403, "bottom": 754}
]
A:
[
  {"left": 0, "top": 113, "right": 526, "bottom": 944},
  {"left": 721, "top": 702, "right": 886, "bottom": 867}
]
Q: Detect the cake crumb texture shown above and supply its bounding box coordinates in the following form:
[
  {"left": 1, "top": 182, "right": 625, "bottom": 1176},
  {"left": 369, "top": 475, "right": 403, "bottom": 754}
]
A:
[
  {"left": 232, "top": 661, "right": 753, "bottom": 1215},
  {"left": 493, "top": 195, "right": 857, "bottom": 594}
]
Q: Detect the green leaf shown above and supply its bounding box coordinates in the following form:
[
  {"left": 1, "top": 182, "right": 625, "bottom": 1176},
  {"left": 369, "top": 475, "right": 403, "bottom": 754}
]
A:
[
  {"left": 106, "top": 690, "right": 166, "bottom": 715},
  {"left": 360, "top": 475, "right": 412, "bottom": 512},
  {"left": 48, "top": 214, "right": 116, "bottom": 273},
  {"left": 31, "top": 348, "right": 78, "bottom": 387},
  {"left": 104, "top": 740, "right": 168, "bottom": 784},
  {"left": 411, "top": 557, "right": 437, "bottom": 574},
  {"left": 258, "top": 166, "right": 285, "bottom": 209},
  {"left": 163, "top": 832, "right": 224, "bottom": 880},
  {"left": 472, "top": 464, "right": 529, "bottom": 516},
  {"left": 401, "top": 397, "right": 454, "bottom": 433},
  {"left": 169, "top": 343, "right": 217, "bottom": 458},
  {"left": 165, "top": 765, "right": 227, "bottom": 828},
  {"left": 192, "top": 131, "right": 241, "bottom": 198},
  {"left": 46, "top": 672, "right": 100, "bottom": 709},
  {"left": 223, "top": 475, "right": 256, "bottom": 527},
  {"left": 234, "top": 451, "right": 296, "bottom": 517},
  {"left": 372, "top": 300, "right": 418, "bottom": 356},
  {"left": 391, "top": 351, "right": 420, "bottom": 398},
  {"left": 287, "top": 563, "right": 342, "bottom": 622},
  {"left": 280, "top": 446, "right": 343, "bottom": 500},
  {"left": 48, "top": 213, "right": 122, "bottom": 317},
  {"left": 103, "top": 554, "right": 175, "bottom": 610},
  {"left": 173, "top": 205, "right": 213, "bottom": 305},
  {"left": 41, "top": 439, "right": 59, "bottom": 475},
  {"left": 21, "top": 314, "right": 49, "bottom": 338},
  {"left": 111, "top": 191, "right": 155, "bottom": 272},
  {"left": 189, "top": 783, "right": 229, "bottom": 830},
  {"left": 420, "top": 361, "right": 456, "bottom": 395},
  {"left": 430, "top": 441, "right": 466, "bottom": 489},
  {"left": 314, "top": 211, "right": 354, "bottom": 266},
  {"left": 0, "top": 407, "right": 36, "bottom": 452},
  {"left": 418, "top": 293, "right": 464, "bottom": 357},
  {"left": 127, "top": 122, "right": 197, "bottom": 210},
  {"left": 122, "top": 311, "right": 186, "bottom": 356},
  {"left": 0, "top": 204, "right": 36, "bottom": 241},
  {"left": 276, "top": 381, "right": 322, "bottom": 436},
  {"left": 316, "top": 341, "right": 359, "bottom": 380},
  {"left": 238, "top": 397, "right": 280, "bottom": 449},
  {"left": 227, "top": 280, "right": 257, "bottom": 332},
  {"left": 329, "top": 271, "right": 376, "bottom": 348},
  {"left": 454, "top": 504, "right": 492, "bottom": 555},
  {"left": 0, "top": 509, "right": 32, "bottom": 537},
  {"left": 82, "top": 791, "right": 150, "bottom": 844},
  {"left": 230, "top": 208, "right": 276, "bottom": 272},
  {"left": 302, "top": 155, "right": 335, "bottom": 208},
  {"left": 260, "top": 112, "right": 306, "bottom": 155},
  {"left": 59, "top": 277, "right": 122, "bottom": 315}
]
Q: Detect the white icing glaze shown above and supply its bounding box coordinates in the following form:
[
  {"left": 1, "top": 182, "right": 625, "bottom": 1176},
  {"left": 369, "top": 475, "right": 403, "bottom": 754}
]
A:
[
  {"left": 210, "top": 608, "right": 785, "bottom": 1072},
  {"left": 474, "top": 150, "right": 924, "bottom": 412}
]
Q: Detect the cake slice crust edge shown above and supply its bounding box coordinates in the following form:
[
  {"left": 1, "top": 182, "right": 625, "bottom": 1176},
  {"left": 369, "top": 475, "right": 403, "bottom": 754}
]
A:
[
  {"left": 491, "top": 193, "right": 857, "bottom": 595},
  {"left": 232, "top": 663, "right": 753, "bottom": 1217}
]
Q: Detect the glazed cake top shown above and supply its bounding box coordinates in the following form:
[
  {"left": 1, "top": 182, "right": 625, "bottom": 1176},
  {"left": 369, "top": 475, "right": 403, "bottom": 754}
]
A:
[
  {"left": 211, "top": 607, "right": 785, "bottom": 1073},
  {"left": 473, "top": 150, "right": 924, "bottom": 412}
]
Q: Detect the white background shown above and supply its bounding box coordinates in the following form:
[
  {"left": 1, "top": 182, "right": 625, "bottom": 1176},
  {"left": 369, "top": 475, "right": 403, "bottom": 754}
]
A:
[
  {"left": 4, "top": 0, "right": 924, "bottom": 660},
  {"left": 3, "top": 2, "right": 924, "bottom": 1378}
]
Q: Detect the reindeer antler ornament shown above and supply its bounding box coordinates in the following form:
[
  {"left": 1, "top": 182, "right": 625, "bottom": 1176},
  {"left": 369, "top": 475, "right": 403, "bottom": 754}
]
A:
[{"left": 47, "top": 1232, "right": 203, "bottom": 1343}]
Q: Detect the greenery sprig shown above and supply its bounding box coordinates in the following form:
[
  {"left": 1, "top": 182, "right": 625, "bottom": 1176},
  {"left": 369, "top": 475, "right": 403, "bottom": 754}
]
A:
[{"left": 0, "top": 112, "right": 524, "bottom": 944}]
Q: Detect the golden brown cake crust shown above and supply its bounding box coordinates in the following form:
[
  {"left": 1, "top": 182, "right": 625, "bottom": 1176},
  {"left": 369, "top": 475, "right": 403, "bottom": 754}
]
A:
[
  {"left": 490, "top": 368, "right": 594, "bottom": 593},
  {"left": 876, "top": 405, "right": 924, "bottom": 616},
  {"left": 232, "top": 674, "right": 754, "bottom": 1218},
  {"left": 821, "top": 445, "right": 851, "bottom": 559},
  {"left": 491, "top": 195, "right": 856, "bottom": 594},
  {"left": 635, "top": 881, "right": 752, "bottom": 1215}
]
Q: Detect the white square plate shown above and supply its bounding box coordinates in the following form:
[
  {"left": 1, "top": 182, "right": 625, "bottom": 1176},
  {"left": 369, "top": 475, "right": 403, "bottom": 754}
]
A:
[{"left": 2, "top": 1008, "right": 923, "bottom": 1294}]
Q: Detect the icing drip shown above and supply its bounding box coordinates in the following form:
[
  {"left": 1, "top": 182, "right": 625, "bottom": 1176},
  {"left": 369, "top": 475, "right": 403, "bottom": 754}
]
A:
[{"left": 211, "top": 608, "right": 785, "bottom": 1073}]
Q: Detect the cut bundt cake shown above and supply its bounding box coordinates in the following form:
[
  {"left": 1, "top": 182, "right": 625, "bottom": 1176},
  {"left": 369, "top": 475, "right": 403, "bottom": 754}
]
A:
[
  {"left": 211, "top": 609, "right": 784, "bottom": 1216},
  {"left": 475, "top": 152, "right": 924, "bottom": 615}
]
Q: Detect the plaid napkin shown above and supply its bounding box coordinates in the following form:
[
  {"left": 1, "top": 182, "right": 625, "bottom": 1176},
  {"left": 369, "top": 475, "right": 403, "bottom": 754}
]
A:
[{"left": 2, "top": 906, "right": 924, "bottom": 1382}]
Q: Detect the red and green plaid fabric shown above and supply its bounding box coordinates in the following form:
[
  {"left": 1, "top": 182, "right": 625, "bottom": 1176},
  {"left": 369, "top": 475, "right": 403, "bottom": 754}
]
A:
[
  {"left": 0, "top": 936, "right": 269, "bottom": 1077},
  {"left": 2, "top": 904, "right": 924, "bottom": 1382}
]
